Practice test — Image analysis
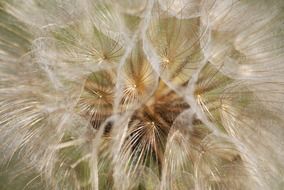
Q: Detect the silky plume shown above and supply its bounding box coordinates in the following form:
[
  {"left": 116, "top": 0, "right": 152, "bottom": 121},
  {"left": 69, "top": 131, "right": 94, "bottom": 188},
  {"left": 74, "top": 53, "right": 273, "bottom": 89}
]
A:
[{"left": 0, "top": 0, "right": 284, "bottom": 190}]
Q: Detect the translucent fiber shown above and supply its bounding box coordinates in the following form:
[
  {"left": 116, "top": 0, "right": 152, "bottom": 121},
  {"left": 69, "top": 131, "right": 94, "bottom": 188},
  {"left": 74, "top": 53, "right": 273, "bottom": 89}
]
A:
[{"left": 0, "top": 0, "right": 284, "bottom": 189}]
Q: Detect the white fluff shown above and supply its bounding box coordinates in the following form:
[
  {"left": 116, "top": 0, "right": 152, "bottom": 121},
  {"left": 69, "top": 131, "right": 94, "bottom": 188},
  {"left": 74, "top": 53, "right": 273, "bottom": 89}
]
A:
[{"left": 0, "top": 0, "right": 284, "bottom": 189}]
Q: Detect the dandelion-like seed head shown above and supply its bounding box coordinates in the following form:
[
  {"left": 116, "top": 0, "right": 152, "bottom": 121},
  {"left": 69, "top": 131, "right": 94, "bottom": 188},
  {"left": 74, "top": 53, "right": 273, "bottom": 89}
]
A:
[{"left": 0, "top": 0, "right": 284, "bottom": 190}]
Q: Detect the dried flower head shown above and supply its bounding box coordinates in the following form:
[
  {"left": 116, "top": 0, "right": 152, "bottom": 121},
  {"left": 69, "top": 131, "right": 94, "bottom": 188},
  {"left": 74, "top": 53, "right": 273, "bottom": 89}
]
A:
[{"left": 0, "top": 0, "right": 284, "bottom": 190}]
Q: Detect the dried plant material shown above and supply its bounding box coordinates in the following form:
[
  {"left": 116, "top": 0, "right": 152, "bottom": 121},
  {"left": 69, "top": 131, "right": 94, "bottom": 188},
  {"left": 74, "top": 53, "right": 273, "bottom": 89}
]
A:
[{"left": 0, "top": 0, "right": 284, "bottom": 190}]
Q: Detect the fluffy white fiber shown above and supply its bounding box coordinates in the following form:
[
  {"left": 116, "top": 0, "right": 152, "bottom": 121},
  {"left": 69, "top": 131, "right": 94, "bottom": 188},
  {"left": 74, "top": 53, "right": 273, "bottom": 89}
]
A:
[{"left": 0, "top": 0, "right": 284, "bottom": 189}]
